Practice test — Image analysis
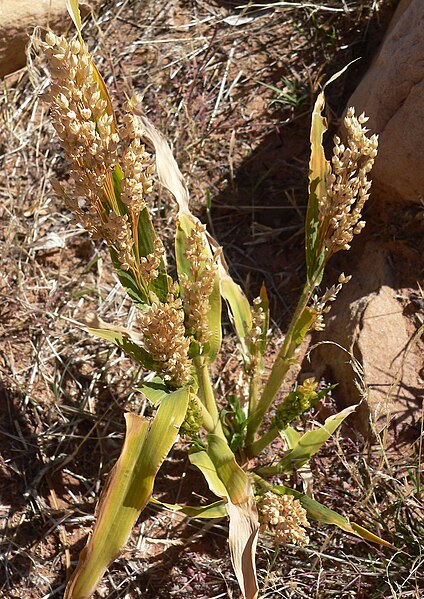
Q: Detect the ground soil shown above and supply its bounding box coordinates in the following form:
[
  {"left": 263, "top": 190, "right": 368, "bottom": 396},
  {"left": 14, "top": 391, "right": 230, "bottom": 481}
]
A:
[{"left": 0, "top": 1, "right": 423, "bottom": 598}]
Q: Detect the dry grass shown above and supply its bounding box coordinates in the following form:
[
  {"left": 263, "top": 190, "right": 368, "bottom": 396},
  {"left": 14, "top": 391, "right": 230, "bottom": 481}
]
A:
[{"left": 1, "top": 0, "right": 423, "bottom": 597}]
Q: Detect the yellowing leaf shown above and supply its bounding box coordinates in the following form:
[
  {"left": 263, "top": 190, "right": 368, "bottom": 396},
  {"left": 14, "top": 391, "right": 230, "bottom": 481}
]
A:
[
  {"left": 308, "top": 88, "right": 330, "bottom": 215},
  {"left": 207, "top": 436, "right": 259, "bottom": 599},
  {"left": 213, "top": 246, "right": 252, "bottom": 360},
  {"left": 132, "top": 111, "right": 190, "bottom": 216},
  {"left": 305, "top": 86, "right": 330, "bottom": 284},
  {"left": 65, "top": 387, "right": 190, "bottom": 599},
  {"left": 272, "top": 485, "right": 396, "bottom": 550},
  {"left": 349, "top": 522, "right": 397, "bottom": 550},
  {"left": 150, "top": 497, "right": 227, "bottom": 519},
  {"left": 66, "top": 0, "right": 82, "bottom": 37}
]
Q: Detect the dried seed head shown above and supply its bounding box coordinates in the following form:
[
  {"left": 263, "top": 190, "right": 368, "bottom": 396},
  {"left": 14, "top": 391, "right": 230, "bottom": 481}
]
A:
[
  {"left": 102, "top": 212, "right": 136, "bottom": 271},
  {"left": 138, "top": 294, "right": 192, "bottom": 387},
  {"left": 43, "top": 33, "right": 118, "bottom": 180},
  {"left": 139, "top": 238, "right": 165, "bottom": 285},
  {"left": 259, "top": 492, "right": 309, "bottom": 547},
  {"left": 120, "top": 113, "right": 155, "bottom": 215},
  {"left": 44, "top": 34, "right": 161, "bottom": 287},
  {"left": 244, "top": 297, "right": 266, "bottom": 372},
  {"left": 43, "top": 32, "right": 121, "bottom": 236},
  {"left": 310, "top": 272, "right": 351, "bottom": 331},
  {"left": 180, "top": 221, "right": 219, "bottom": 346},
  {"left": 320, "top": 107, "right": 378, "bottom": 259}
]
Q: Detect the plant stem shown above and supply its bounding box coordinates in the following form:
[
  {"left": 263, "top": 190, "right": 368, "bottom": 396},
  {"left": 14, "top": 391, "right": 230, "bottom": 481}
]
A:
[
  {"left": 248, "top": 368, "right": 260, "bottom": 418},
  {"left": 255, "top": 462, "right": 283, "bottom": 477},
  {"left": 250, "top": 472, "right": 273, "bottom": 492},
  {"left": 194, "top": 395, "right": 215, "bottom": 433},
  {"left": 245, "top": 276, "right": 319, "bottom": 449},
  {"left": 249, "top": 426, "right": 279, "bottom": 457},
  {"left": 194, "top": 355, "right": 226, "bottom": 439}
]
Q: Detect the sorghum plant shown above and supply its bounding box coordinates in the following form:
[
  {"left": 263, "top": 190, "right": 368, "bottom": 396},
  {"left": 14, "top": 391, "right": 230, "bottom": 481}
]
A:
[{"left": 41, "top": 4, "right": 388, "bottom": 599}]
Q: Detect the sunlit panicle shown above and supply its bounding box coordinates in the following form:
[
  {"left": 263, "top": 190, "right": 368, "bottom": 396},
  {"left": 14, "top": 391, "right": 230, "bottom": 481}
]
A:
[
  {"left": 320, "top": 108, "right": 378, "bottom": 258},
  {"left": 120, "top": 112, "right": 155, "bottom": 215},
  {"left": 43, "top": 32, "right": 119, "bottom": 184},
  {"left": 43, "top": 32, "right": 121, "bottom": 237},
  {"left": 180, "top": 221, "right": 219, "bottom": 345},
  {"left": 139, "top": 238, "right": 165, "bottom": 284},
  {"left": 43, "top": 35, "right": 161, "bottom": 283},
  {"left": 138, "top": 294, "right": 192, "bottom": 387},
  {"left": 102, "top": 212, "right": 136, "bottom": 271},
  {"left": 259, "top": 492, "right": 309, "bottom": 546}
]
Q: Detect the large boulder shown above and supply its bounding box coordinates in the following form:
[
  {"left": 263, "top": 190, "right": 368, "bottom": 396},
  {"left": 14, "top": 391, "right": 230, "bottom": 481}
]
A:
[
  {"left": 310, "top": 242, "right": 423, "bottom": 443},
  {"left": 312, "top": 0, "right": 424, "bottom": 443},
  {"left": 0, "top": 1, "right": 95, "bottom": 78},
  {"left": 346, "top": 0, "right": 424, "bottom": 205}
]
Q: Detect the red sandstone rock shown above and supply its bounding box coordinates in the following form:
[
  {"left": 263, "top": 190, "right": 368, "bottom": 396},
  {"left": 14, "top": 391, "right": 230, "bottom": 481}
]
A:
[
  {"left": 0, "top": 1, "right": 95, "bottom": 78},
  {"left": 346, "top": 0, "right": 424, "bottom": 205}
]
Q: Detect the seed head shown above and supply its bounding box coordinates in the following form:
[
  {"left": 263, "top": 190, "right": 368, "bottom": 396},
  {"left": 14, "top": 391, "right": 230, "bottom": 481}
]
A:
[
  {"left": 320, "top": 108, "right": 378, "bottom": 259},
  {"left": 180, "top": 221, "right": 219, "bottom": 346},
  {"left": 139, "top": 238, "right": 165, "bottom": 285},
  {"left": 310, "top": 272, "right": 351, "bottom": 331},
  {"left": 138, "top": 294, "right": 192, "bottom": 387},
  {"left": 180, "top": 395, "right": 203, "bottom": 438},
  {"left": 120, "top": 112, "right": 155, "bottom": 216},
  {"left": 244, "top": 296, "right": 266, "bottom": 372},
  {"left": 43, "top": 32, "right": 121, "bottom": 235},
  {"left": 259, "top": 492, "right": 309, "bottom": 546},
  {"left": 102, "top": 212, "right": 136, "bottom": 271},
  {"left": 43, "top": 32, "right": 118, "bottom": 182},
  {"left": 274, "top": 378, "right": 319, "bottom": 430},
  {"left": 44, "top": 34, "right": 161, "bottom": 285}
]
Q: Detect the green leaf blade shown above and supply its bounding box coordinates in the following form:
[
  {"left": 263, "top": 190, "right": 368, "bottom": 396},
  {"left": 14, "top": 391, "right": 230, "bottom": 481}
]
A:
[
  {"left": 277, "top": 404, "right": 358, "bottom": 473},
  {"left": 88, "top": 326, "right": 157, "bottom": 370}
]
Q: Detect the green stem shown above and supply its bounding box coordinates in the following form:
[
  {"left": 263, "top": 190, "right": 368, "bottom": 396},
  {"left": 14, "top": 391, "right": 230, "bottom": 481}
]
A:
[
  {"left": 255, "top": 462, "right": 283, "bottom": 478},
  {"left": 194, "top": 355, "right": 226, "bottom": 439},
  {"left": 193, "top": 395, "right": 215, "bottom": 433},
  {"left": 250, "top": 472, "right": 273, "bottom": 492},
  {"left": 248, "top": 368, "right": 260, "bottom": 418},
  {"left": 245, "top": 275, "right": 320, "bottom": 449},
  {"left": 249, "top": 426, "right": 279, "bottom": 457}
]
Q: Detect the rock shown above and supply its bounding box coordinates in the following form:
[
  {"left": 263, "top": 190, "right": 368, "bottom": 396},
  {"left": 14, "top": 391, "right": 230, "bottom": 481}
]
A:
[
  {"left": 345, "top": 0, "right": 424, "bottom": 205},
  {"left": 325, "top": 0, "right": 424, "bottom": 443},
  {"left": 310, "top": 242, "right": 423, "bottom": 443},
  {"left": 0, "top": 1, "right": 95, "bottom": 78}
]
